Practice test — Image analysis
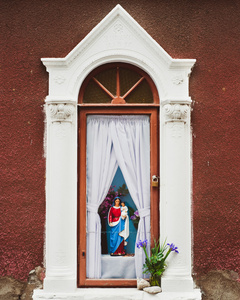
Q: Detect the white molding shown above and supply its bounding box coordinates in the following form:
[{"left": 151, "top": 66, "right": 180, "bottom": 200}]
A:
[
  {"left": 34, "top": 288, "right": 201, "bottom": 300},
  {"left": 40, "top": 4, "right": 197, "bottom": 298}
]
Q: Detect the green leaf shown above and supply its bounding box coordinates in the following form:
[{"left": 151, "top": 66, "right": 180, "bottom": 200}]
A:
[{"left": 117, "top": 183, "right": 129, "bottom": 196}]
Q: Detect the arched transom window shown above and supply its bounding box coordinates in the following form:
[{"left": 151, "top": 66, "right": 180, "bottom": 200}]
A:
[{"left": 78, "top": 63, "right": 159, "bottom": 104}]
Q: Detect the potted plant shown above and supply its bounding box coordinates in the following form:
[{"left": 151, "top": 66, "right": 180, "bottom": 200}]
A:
[{"left": 136, "top": 239, "right": 179, "bottom": 286}]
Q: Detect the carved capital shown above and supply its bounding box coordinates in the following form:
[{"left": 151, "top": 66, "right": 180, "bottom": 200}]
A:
[
  {"left": 163, "top": 103, "right": 190, "bottom": 123},
  {"left": 47, "top": 103, "right": 75, "bottom": 123}
]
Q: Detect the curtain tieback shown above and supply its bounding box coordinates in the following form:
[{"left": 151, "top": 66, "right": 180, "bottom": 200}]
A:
[
  {"left": 138, "top": 207, "right": 150, "bottom": 218},
  {"left": 87, "top": 203, "right": 99, "bottom": 213}
]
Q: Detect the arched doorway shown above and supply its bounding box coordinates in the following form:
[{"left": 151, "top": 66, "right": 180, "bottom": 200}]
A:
[
  {"left": 78, "top": 63, "right": 159, "bottom": 287},
  {"left": 38, "top": 5, "right": 196, "bottom": 298}
]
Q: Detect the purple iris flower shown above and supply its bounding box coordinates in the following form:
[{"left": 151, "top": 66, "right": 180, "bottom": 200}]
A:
[
  {"left": 130, "top": 215, "right": 136, "bottom": 220},
  {"left": 134, "top": 210, "right": 139, "bottom": 217},
  {"left": 136, "top": 239, "right": 148, "bottom": 248},
  {"left": 167, "top": 243, "right": 179, "bottom": 253}
]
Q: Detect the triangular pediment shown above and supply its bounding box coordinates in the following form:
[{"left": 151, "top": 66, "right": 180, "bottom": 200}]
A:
[
  {"left": 42, "top": 5, "right": 195, "bottom": 103},
  {"left": 43, "top": 5, "right": 173, "bottom": 66},
  {"left": 65, "top": 4, "right": 173, "bottom": 67}
]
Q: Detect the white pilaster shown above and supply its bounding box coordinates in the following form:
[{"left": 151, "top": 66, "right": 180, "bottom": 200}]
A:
[
  {"left": 160, "top": 103, "right": 193, "bottom": 292},
  {"left": 44, "top": 101, "right": 77, "bottom": 292}
]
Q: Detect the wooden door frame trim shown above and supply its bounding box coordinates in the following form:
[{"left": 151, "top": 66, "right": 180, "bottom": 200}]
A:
[{"left": 78, "top": 106, "right": 159, "bottom": 287}]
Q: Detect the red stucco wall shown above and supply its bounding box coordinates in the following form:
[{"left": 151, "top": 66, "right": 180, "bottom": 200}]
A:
[{"left": 1, "top": 0, "right": 239, "bottom": 281}]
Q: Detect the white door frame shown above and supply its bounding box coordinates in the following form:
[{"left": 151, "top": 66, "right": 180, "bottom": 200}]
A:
[{"left": 35, "top": 4, "right": 197, "bottom": 299}]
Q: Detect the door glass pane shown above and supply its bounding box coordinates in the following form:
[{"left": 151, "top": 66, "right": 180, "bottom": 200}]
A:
[
  {"left": 125, "top": 80, "right": 153, "bottom": 103},
  {"left": 86, "top": 115, "right": 151, "bottom": 280},
  {"left": 99, "top": 167, "right": 138, "bottom": 279},
  {"left": 83, "top": 79, "right": 112, "bottom": 103},
  {"left": 119, "top": 67, "right": 142, "bottom": 96},
  {"left": 95, "top": 68, "right": 116, "bottom": 95}
]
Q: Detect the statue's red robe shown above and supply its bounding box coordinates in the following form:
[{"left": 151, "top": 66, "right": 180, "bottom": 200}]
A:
[{"left": 108, "top": 206, "right": 124, "bottom": 255}]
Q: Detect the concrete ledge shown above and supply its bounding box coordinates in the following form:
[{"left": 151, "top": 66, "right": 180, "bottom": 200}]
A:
[{"left": 33, "top": 288, "right": 201, "bottom": 300}]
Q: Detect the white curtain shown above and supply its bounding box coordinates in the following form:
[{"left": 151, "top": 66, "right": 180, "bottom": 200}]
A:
[
  {"left": 86, "top": 115, "right": 150, "bottom": 278},
  {"left": 86, "top": 116, "right": 118, "bottom": 278}
]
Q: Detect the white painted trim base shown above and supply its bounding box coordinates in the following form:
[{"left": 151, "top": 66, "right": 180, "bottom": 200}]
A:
[
  {"left": 33, "top": 288, "right": 201, "bottom": 300},
  {"left": 161, "top": 277, "right": 195, "bottom": 292},
  {"left": 43, "top": 278, "right": 77, "bottom": 292}
]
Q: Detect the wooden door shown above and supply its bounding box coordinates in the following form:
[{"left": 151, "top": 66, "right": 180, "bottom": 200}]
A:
[{"left": 77, "top": 106, "right": 159, "bottom": 287}]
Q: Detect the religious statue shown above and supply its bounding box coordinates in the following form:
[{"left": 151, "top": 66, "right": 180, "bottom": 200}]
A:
[{"left": 108, "top": 197, "right": 129, "bottom": 256}]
